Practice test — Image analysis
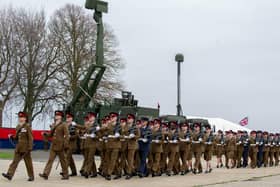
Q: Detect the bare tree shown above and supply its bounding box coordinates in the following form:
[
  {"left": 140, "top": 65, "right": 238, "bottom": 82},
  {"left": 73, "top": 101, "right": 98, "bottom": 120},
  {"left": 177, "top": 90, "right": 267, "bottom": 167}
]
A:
[
  {"left": 49, "top": 4, "right": 125, "bottom": 105},
  {"left": 12, "top": 9, "right": 61, "bottom": 123},
  {"left": 0, "top": 8, "right": 18, "bottom": 111}
]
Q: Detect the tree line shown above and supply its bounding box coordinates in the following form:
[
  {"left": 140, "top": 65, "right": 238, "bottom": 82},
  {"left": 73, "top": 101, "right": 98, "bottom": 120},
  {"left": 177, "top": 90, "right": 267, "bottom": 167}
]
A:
[{"left": 0, "top": 4, "right": 124, "bottom": 126}]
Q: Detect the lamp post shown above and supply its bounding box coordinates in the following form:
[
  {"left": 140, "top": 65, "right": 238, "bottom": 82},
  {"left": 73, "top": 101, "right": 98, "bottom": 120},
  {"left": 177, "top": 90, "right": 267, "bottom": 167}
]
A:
[{"left": 175, "top": 54, "right": 184, "bottom": 116}]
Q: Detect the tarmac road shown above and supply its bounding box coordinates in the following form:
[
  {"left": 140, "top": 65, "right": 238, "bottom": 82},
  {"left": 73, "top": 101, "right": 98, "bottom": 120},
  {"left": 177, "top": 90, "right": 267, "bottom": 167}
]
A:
[{"left": 0, "top": 150, "right": 280, "bottom": 187}]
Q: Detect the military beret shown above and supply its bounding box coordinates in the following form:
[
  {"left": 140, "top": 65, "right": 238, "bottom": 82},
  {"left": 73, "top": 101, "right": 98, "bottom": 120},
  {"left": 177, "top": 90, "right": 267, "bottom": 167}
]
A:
[
  {"left": 153, "top": 119, "right": 161, "bottom": 125},
  {"left": 120, "top": 118, "right": 127, "bottom": 123},
  {"left": 205, "top": 124, "right": 211, "bottom": 130},
  {"left": 55, "top": 110, "right": 64, "bottom": 117},
  {"left": 193, "top": 123, "right": 201, "bottom": 128},
  {"left": 169, "top": 121, "right": 177, "bottom": 129},
  {"left": 275, "top": 133, "right": 280, "bottom": 136},
  {"left": 180, "top": 122, "right": 189, "bottom": 128},
  {"left": 127, "top": 114, "right": 135, "bottom": 119},
  {"left": 250, "top": 130, "right": 256, "bottom": 134},
  {"left": 162, "top": 122, "right": 168, "bottom": 128},
  {"left": 101, "top": 118, "right": 106, "bottom": 123},
  {"left": 66, "top": 112, "right": 74, "bottom": 118},
  {"left": 218, "top": 130, "right": 223, "bottom": 133},
  {"left": 109, "top": 112, "right": 118, "bottom": 118},
  {"left": 237, "top": 130, "right": 243, "bottom": 134},
  {"left": 233, "top": 132, "right": 237, "bottom": 135},
  {"left": 269, "top": 133, "right": 274, "bottom": 136},
  {"left": 88, "top": 112, "right": 96, "bottom": 118},
  {"left": 18, "top": 111, "right": 28, "bottom": 118},
  {"left": 105, "top": 116, "right": 110, "bottom": 121},
  {"left": 136, "top": 119, "right": 141, "bottom": 124},
  {"left": 263, "top": 131, "right": 268, "bottom": 135}
]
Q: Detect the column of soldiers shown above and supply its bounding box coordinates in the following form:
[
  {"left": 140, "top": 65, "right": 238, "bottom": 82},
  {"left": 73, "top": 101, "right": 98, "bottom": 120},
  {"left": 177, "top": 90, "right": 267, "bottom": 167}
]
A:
[{"left": 2, "top": 111, "right": 280, "bottom": 181}]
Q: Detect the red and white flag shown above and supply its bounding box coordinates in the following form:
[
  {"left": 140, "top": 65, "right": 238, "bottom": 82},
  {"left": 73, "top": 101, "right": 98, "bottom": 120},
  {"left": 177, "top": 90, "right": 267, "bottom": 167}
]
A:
[{"left": 239, "top": 117, "right": 249, "bottom": 126}]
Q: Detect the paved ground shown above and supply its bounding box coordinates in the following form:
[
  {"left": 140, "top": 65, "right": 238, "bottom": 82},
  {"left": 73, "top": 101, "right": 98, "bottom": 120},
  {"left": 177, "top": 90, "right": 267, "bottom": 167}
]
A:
[{"left": 0, "top": 150, "right": 280, "bottom": 187}]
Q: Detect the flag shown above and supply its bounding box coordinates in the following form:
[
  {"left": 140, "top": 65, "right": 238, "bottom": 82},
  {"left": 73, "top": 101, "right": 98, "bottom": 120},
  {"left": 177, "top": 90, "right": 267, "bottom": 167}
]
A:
[{"left": 239, "top": 117, "right": 249, "bottom": 126}]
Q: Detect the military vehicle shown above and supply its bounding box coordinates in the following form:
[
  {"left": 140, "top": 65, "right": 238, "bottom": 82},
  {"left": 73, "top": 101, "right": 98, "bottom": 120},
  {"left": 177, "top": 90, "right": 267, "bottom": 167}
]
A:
[
  {"left": 65, "top": 0, "right": 209, "bottom": 129},
  {"left": 64, "top": 0, "right": 159, "bottom": 124}
]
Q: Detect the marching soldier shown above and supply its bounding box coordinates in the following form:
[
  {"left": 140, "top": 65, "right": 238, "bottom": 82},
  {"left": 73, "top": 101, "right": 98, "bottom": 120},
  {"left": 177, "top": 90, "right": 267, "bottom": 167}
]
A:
[
  {"left": 104, "top": 112, "right": 122, "bottom": 180},
  {"left": 235, "top": 130, "right": 244, "bottom": 168},
  {"left": 166, "top": 121, "right": 180, "bottom": 176},
  {"left": 138, "top": 117, "right": 152, "bottom": 178},
  {"left": 274, "top": 133, "right": 280, "bottom": 166},
  {"left": 242, "top": 131, "right": 250, "bottom": 168},
  {"left": 269, "top": 133, "right": 275, "bottom": 166},
  {"left": 232, "top": 132, "right": 238, "bottom": 168},
  {"left": 203, "top": 124, "right": 214, "bottom": 173},
  {"left": 134, "top": 119, "right": 142, "bottom": 175},
  {"left": 79, "top": 116, "right": 90, "bottom": 176},
  {"left": 146, "top": 121, "right": 154, "bottom": 176},
  {"left": 97, "top": 117, "right": 108, "bottom": 177},
  {"left": 2, "top": 112, "right": 34, "bottom": 181},
  {"left": 83, "top": 112, "right": 100, "bottom": 178},
  {"left": 150, "top": 119, "right": 163, "bottom": 177},
  {"left": 39, "top": 111, "right": 69, "bottom": 180},
  {"left": 178, "top": 122, "right": 191, "bottom": 175},
  {"left": 125, "top": 114, "right": 140, "bottom": 179},
  {"left": 191, "top": 123, "right": 204, "bottom": 174},
  {"left": 249, "top": 130, "right": 258, "bottom": 169},
  {"left": 256, "top": 130, "right": 264, "bottom": 168},
  {"left": 225, "top": 130, "right": 236, "bottom": 169},
  {"left": 160, "top": 122, "right": 169, "bottom": 174},
  {"left": 215, "top": 130, "right": 225, "bottom": 168},
  {"left": 263, "top": 131, "right": 270, "bottom": 167},
  {"left": 65, "top": 112, "right": 78, "bottom": 176},
  {"left": 116, "top": 118, "right": 129, "bottom": 178}
]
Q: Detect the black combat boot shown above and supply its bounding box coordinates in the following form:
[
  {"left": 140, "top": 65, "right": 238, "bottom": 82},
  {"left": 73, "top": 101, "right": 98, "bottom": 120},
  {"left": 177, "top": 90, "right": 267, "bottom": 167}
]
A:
[
  {"left": 2, "top": 173, "right": 12, "bottom": 181},
  {"left": 39, "top": 173, "right": 48, "bottom": 180},
  {"left": 27, "top": 177, "right": 34, "bottom": 181}
]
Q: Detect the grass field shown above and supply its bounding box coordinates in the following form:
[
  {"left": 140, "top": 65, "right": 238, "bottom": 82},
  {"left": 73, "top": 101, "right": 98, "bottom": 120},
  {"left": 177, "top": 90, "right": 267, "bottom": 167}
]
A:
[{"left": 0, "top": 152, "right": 13, "bottom": 159}]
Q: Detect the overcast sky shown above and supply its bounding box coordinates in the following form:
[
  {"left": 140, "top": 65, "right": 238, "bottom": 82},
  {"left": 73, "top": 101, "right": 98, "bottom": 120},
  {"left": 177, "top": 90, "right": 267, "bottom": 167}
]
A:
[{"left": 1, "top": 0, "right": 280, "bottom": 131}]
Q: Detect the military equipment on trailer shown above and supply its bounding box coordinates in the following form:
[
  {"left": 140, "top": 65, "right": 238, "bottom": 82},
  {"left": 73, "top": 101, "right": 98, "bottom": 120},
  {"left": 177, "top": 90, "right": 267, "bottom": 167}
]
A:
[{"left": 65, "top": 0, "right": 159, "bottom": 124}]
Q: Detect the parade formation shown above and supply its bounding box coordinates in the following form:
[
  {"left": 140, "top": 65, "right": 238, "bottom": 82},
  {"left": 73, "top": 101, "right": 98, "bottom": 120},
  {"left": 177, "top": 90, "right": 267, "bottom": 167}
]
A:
[
  {"left": 2, "top": 111, "right": 280, "bottom": 182},
  {"left": 0, "top": 0, "right": 279, "bottom": 184}
]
